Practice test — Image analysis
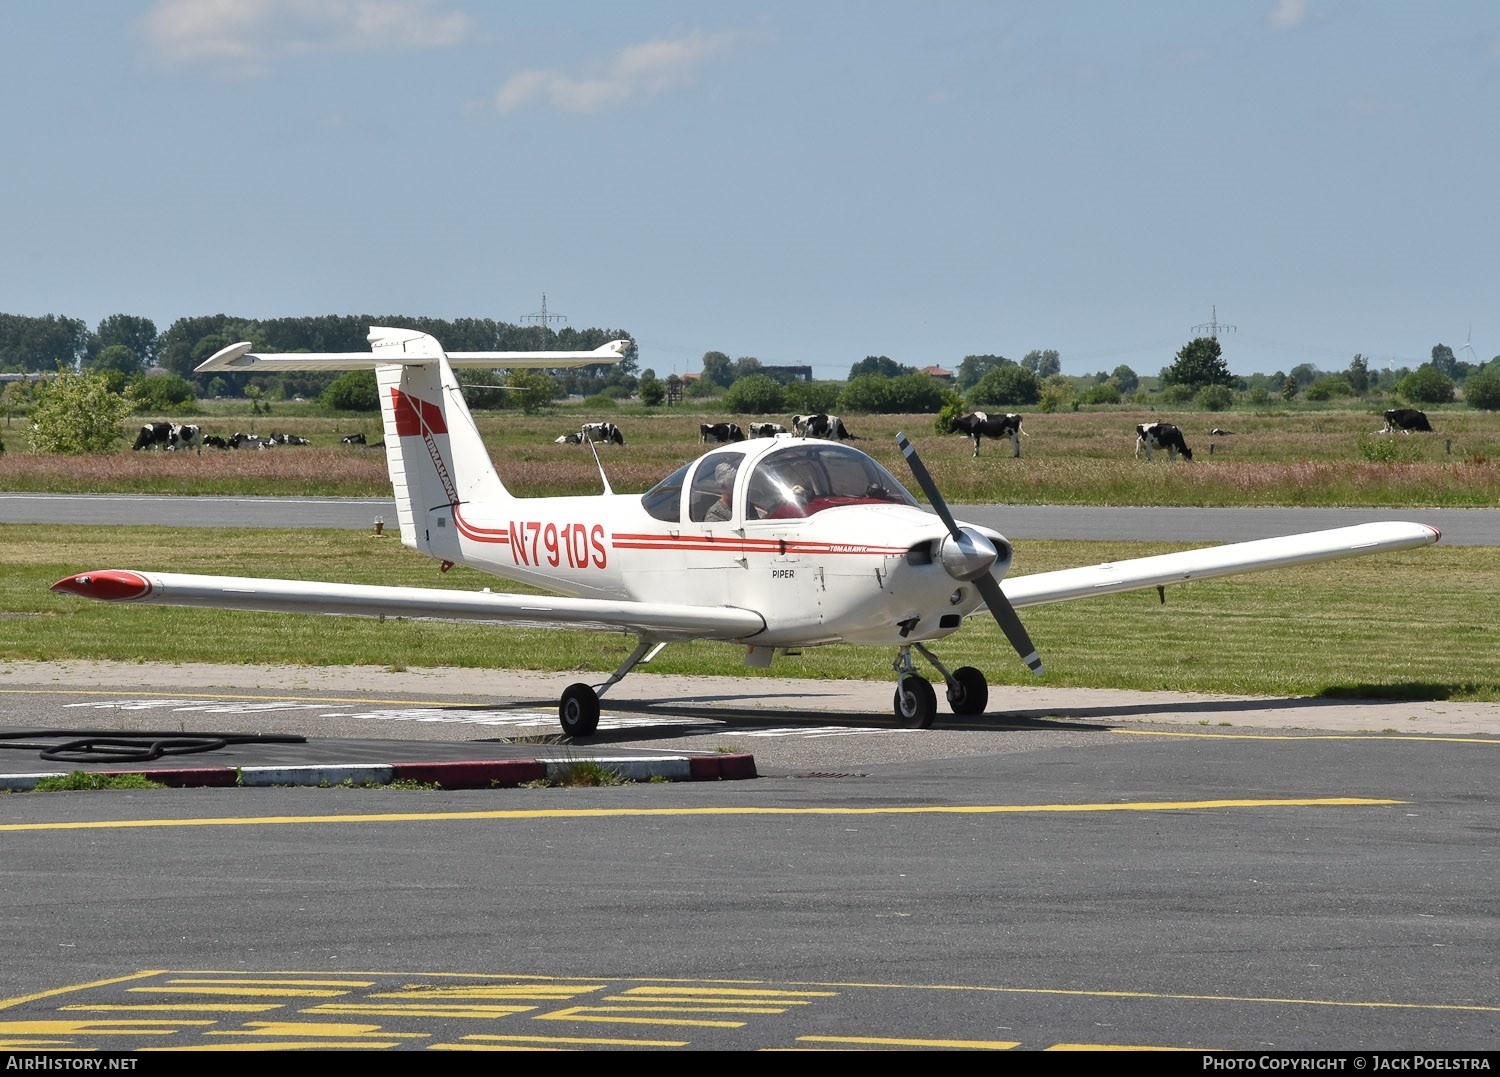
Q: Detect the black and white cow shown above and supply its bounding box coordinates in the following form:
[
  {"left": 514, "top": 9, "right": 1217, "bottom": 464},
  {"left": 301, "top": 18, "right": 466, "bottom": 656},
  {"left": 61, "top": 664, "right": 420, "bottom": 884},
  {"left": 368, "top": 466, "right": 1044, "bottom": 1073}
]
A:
[
  {"left": 202, "top": 434, "right": 231, "bottom": 449},
  {"left": 1378, "top": 408, "right": 1433, "bottom": 434},
  {"left": 132, "top": 422, "right": 173, "bottom": 451},
  {"left": 268, "top": 432, "right": 311, "bottom": 446},
  {"left": 700, "top": 422, "right": 746, "bottom": 444},
  {"left": 1135, "top": 422, "right": 1193, "bottom": 461},
  {"left": 167, "top": 423, "right": 202, "bottom": 452},
  {"left": 792, "top": 413, "right": 857, "bottom": 440},
  {"left": 553, "top": 432, "right": 583, "bottom": 445},
  {"left": 228, "top": 432, "right": 273, "bottom": 450},
  {"left": 946, "top": 411, "right": 1026, "bottom": 458},
  {"left": 580, "top": 422, "right": 625, "bottom": 446},
  {"left": 749, "top": 422, "right": 787, "bottom": 438},
  {"left": 341, "top": 432, "right": 367, "bottom": 445}
]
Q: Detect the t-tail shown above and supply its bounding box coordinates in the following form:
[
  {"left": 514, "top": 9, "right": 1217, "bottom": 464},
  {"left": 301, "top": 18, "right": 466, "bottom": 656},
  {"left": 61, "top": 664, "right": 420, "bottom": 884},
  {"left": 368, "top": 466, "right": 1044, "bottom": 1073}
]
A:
[{"left": 195, "top": 326, "right": 632, "bottom": 560}]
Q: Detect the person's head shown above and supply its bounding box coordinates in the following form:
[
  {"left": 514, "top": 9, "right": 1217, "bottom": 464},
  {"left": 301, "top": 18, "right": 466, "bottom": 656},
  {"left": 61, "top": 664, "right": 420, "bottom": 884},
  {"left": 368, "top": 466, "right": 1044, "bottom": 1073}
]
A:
[{"left": 714, "top": 461, "right": 736, "bottom": 491}]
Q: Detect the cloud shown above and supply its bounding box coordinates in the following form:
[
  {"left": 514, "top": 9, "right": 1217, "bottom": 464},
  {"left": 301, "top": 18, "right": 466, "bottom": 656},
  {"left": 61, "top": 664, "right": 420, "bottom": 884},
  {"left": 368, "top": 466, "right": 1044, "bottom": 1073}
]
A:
[
  {"left": 495, "top": 28, "right": 748, "bottom": 114},
  {"left": 1267, "top": 0, "right": 1309, "bottom": 31},
  {"left": 141, "top": 0, "right": 474, "bottom": 76}
]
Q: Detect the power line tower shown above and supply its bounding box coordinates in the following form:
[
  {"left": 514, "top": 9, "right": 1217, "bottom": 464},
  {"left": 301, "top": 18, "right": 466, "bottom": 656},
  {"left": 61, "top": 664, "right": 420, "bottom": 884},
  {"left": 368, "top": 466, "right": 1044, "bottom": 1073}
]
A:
[
  {"left": 520, "top": 293, "right": 567, "bottom": 346},
  {"left": 1191, "top": 305, "right": 1237, "bottom": 340}
]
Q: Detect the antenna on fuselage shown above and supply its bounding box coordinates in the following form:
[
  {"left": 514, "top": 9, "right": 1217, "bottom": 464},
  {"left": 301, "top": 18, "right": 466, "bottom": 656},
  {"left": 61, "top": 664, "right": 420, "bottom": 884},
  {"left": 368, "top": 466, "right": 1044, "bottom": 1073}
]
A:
[{"left": 582, "top": 431, "right": 614, "bottom": 495}]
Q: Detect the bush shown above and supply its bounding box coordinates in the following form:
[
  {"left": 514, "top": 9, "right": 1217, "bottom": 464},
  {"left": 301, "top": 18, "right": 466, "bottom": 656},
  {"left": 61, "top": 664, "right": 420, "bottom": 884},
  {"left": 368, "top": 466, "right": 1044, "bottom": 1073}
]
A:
[
  {"left": 784, "top": 380, "right": 840, "bottom": 414},
  {"left": 128, "top": 373, "right": 196, "bottom": 413},
  {"left": 1198, "top": 384, "right": 1235, "bottom": 411},
  {"left": 319, "top": 370, "right": 379, "bottom": 412},
  {"left": 722, "top": 374, "right": 785, "bottom": 414},
  {"left": 1159, "top": 383, "right": 1196, "bottom": 405},
  {"left": 969, "top": 364, "right": 1039, "bottom": 407},
  {"left": 1397, "top": 363, "right": 1455, "bottom": 405},
  {"left": 1356, "top": 435, "right": 1420, "bottom": 463},
  {"left": 29, "top": 370, "right": 129, "bottom": 454},
  {"left": 1463, "top": 365, "right": 1500, "bottom": 410}
]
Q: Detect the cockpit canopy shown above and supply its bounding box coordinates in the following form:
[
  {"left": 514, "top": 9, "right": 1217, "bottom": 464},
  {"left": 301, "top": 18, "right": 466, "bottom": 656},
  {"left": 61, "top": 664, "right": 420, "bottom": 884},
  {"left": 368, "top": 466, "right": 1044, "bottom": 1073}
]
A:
[{"left": 641, "top": 442, "right": 919, "bottom": 524}]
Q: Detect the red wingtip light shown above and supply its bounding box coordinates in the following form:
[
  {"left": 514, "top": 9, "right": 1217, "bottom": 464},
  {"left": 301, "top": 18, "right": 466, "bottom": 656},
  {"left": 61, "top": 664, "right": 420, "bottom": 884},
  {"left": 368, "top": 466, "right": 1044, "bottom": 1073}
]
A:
[{"left": 51, "top": 570, "right": 153, "bottom": 602}]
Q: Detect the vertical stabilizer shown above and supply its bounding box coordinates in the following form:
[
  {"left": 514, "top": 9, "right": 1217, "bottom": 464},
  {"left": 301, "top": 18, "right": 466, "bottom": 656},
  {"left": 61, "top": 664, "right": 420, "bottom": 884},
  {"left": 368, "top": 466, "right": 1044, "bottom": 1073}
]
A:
[{"left": 372, "top": 328, "right": 511, "bottom": 555}]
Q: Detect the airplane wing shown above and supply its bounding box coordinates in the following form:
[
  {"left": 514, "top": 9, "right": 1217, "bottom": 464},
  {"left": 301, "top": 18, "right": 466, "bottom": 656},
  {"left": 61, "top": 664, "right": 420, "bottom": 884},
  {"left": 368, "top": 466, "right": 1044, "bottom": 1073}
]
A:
[
  {"left": 1001, "top": 521, "right": 1439, "bottom": 607},
  {"left": 195, "top": 326, "right": 630, "bottom": 373},
  {"left": 50, "top": 570, "right": 766, "bottom": 642}
]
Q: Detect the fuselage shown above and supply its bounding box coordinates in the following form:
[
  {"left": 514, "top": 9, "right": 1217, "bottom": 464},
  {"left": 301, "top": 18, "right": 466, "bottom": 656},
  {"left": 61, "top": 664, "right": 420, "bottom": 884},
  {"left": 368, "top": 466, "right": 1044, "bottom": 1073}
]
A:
[{"left": 422, "top": 436, "right": 1011, "bottom": 648}]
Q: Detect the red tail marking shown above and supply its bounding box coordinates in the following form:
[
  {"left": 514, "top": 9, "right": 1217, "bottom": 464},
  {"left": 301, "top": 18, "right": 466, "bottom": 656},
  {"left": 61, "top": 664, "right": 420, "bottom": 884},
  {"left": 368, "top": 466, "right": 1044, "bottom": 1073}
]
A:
[{"left": 390, "top": 387, "right": 448, "bottom": 437}]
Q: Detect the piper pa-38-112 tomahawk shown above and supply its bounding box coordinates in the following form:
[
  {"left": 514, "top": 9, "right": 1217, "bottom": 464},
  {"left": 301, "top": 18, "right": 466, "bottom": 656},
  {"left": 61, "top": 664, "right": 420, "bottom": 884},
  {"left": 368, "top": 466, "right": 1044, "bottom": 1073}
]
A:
[{"left": 52, "top": 326, "right": 1441, "bottom": 735}]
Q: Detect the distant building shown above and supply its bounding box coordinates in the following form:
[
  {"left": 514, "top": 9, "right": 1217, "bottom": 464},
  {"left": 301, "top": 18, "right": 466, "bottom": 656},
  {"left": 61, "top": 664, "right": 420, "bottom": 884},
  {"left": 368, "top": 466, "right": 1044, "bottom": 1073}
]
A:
[
  {"left": 918, "top": 365, "right": 954, "bottom": 383},
  {"left": 761, "top": 364, "right": 813, "bottom": 383}
]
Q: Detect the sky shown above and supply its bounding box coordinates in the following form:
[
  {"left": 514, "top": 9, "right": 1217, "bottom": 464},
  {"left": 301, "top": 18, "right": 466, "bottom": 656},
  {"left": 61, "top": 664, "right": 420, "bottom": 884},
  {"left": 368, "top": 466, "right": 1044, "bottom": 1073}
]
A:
[{"left": 3, "top": 1, "right": 1497, "bottom": 381}]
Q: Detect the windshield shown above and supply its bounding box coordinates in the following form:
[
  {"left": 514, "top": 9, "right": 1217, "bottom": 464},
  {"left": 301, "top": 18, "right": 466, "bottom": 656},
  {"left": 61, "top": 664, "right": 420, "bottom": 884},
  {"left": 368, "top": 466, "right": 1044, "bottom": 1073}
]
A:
[{"left": 745, "top": 444, "right": 918, "bottom": 520}]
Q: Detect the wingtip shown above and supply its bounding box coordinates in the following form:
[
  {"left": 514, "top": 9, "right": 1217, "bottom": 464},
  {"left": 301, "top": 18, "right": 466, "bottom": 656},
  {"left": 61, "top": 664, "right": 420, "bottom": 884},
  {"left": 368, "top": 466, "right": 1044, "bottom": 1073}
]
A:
[{"left": 51, "top": 570, "right": 153, "bottom": 601}]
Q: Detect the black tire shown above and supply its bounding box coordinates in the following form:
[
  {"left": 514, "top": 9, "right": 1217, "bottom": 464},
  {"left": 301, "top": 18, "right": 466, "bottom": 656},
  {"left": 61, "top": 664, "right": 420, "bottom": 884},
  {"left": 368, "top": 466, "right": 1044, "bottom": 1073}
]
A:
[
  {"left": 893, "top": 675, "right": 938, "bottom": 729},
  {"left": 559, "top": 682, "right": 601, "bottom": 737},
  {"left": 946, "top": 666, "right": 989, "bottom": 716}
]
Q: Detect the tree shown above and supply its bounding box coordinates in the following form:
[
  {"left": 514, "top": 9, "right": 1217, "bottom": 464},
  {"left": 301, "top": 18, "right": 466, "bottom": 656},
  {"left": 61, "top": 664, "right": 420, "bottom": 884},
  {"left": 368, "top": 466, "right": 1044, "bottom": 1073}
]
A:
[
  {"left": 505, "top": 369, "right": 557, "bottom": 414},
  {"left": 28, "top": 369, "right": 128, "bottom": 453},
  {"left": 1346, "top": 354, "right": 1369, "bottom": 394},
  {"left": 731, "top": 356, "right": 763, "bottom": 381},
  {"left": 1430, "top": 343, "right": 1459, "bottom": 380},
  {"left": 1021, "top": 349, "right": 1061, "bottom": 378},
  {"left": 1397, "top": 363, "right": 1455, "bottom": 405},
  {"left": 320, "top": 370, "right": 379, "bottom": 412},
  {"left": 1162, "top": 336, "right": 1234, "bottom": 390},
  {"left": 957, "top": 354, "right": 1011, "bottom": 390},
  {"left": 1111, "top": 364, "right": 1139, "bottom": 393},
  {"left": 848, "top": 355, "right": 910, "bottom": 379},
  {"left": 699, "top": 351, "right": 733, "bottom": 388},
  {"left": 969, "top": 364, "right": 1040, "bottom": 407},
  {"left": 86, "top": 344, "right": 144, "bottom": 382},
  {"left": 92, "top": 314, "right": 159, "bottom": 368},
  {"left": 638, "top": 368, "right": 665, "bottom": 406},
  {"left": 0, "top": 313, "right": 90, "bottom": 372}
]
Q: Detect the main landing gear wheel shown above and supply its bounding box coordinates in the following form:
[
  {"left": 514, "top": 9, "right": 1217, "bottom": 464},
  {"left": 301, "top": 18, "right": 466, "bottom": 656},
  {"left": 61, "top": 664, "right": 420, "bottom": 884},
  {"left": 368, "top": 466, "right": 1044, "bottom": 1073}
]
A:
[
  {"left": 946, "top": 666, "right": 989, "bottom": 716},
  {"left": 559, "top": 682, "right": 601, "bottom": 737},
  {"left": 893, "top": 675, "right": 938, "bottom": 729}
]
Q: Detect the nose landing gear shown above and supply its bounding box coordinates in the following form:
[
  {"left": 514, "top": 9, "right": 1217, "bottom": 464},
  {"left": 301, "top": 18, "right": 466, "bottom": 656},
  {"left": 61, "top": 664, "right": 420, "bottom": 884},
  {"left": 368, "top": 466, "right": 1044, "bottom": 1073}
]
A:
[{"left": 892, "top": 643, "right": 992, "bottom": 728}]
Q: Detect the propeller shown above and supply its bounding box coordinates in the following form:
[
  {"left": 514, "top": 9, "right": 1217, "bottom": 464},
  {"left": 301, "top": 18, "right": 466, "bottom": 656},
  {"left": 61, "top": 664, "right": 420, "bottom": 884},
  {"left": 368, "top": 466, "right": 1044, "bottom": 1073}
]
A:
[{"left": 897, "top": 432, "right": 1044, "bottom": 676}]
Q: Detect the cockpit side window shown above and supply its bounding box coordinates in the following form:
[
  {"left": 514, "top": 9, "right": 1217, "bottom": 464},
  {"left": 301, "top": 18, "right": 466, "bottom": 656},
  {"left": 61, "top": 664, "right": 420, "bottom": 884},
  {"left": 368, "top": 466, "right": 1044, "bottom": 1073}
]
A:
[
  {"left": 641, "top": 462, "right": 690, "bottom": 522},
  {"left": 689, "top": 450, "right": 747, "bottom": 523}
]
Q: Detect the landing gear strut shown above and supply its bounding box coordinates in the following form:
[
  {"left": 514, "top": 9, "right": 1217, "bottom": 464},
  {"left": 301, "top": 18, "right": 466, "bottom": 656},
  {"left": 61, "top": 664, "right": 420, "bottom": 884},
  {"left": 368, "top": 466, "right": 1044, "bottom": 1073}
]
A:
[
  {"left": 557, "top": 638, "right": 663, "bottom": 737},
  {"left": 892, "top": 643, "right": 992, "bottom": 727}
]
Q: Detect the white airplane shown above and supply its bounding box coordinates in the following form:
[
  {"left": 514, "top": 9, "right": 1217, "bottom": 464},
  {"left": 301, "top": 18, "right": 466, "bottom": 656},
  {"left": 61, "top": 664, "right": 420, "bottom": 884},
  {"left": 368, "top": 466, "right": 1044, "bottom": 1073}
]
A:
[{"left": 51, "top": 326, "right": 1441, "bottom": 735}]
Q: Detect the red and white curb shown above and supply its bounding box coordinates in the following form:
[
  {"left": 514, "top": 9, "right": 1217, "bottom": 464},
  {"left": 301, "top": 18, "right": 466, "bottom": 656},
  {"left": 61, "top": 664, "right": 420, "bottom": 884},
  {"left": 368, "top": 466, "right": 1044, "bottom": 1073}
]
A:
[{"left": 0, "top": 753, "right": 757, "bottom": 792}]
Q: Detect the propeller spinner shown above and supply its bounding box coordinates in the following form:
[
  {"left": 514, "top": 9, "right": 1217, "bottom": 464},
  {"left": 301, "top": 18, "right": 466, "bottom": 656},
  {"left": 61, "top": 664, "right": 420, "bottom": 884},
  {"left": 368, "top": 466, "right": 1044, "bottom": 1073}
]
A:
[{"left": 897, "top": 433, "right": 1044, "bottom": 676}]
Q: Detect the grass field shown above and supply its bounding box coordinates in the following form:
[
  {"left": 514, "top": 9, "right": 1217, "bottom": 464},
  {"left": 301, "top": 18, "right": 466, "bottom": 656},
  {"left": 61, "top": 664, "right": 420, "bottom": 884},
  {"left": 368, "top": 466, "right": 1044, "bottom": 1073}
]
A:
[
  {"left": 4, "top": 525, "right": 1494, "bottom": 703},
  {"left": 2, "top": 405, "right": 1499, "bottom": 506}
]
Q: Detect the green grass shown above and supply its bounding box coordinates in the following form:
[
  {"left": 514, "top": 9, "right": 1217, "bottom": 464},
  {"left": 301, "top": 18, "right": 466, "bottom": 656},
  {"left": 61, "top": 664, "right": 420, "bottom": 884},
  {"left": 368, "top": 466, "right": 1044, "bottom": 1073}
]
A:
[
  {"left": 31, "top": 771, "right": 166, "bottom": 791},
  {"left": 3, "top": 405, "right": 1497, "bottom": 506},
  {"left": 3, "top": 524, "right": 1494, "bottom": 703}
]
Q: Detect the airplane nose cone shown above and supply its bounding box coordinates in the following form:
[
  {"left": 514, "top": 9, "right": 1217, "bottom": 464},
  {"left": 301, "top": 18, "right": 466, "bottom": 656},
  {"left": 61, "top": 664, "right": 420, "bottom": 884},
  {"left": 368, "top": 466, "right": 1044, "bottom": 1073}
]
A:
[{"left": 938, "top": 528, "right": 998, "bottom": 582}]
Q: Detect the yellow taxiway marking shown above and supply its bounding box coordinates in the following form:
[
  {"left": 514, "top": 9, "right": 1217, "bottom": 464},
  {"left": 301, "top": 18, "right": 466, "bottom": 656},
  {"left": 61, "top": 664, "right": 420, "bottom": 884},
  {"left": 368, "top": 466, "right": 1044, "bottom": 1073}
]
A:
[
  {"left": 798, "top": 1034, "right": 1019, "bottom": 1049},
  {"left": 1112, "top": 729, "right": 1499, "bottom": 745},
  {"left": 0, "top": 797, "right": 1404, "bottom": 833}
]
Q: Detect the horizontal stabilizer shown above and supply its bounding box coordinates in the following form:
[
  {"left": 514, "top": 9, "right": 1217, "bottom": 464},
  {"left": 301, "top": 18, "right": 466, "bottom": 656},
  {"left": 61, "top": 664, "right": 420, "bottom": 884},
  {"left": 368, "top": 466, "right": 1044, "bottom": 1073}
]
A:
[
  {"left": 197, "top": 326, "right": 630, "bottom": 373},
  {"left": 1002, "top": 522, "right": 1440, "bottom": 607},
  {"left": 51, "top": 570, "right": 765, "bottom": 642}
]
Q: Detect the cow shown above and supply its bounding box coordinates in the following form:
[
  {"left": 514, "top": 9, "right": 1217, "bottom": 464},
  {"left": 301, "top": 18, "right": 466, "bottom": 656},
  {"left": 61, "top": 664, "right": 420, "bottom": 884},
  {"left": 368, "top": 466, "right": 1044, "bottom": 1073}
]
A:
[
  {"left": 792, "top": 413, "right": 857, "bottom": 440},
  {"left": 229, "top": 432, "right": 273, "bottom": 450},
  {"left": 1378, "top": 408, "right": 1433, "bottom": 434},
  {"left": 267, "top": 432, "right": 311, "bottom": 446},
  {"left": 580, "top": 422, "right": 625, "bottom": 446},
  {"left": 1135, "top": 422, "right": 1193, "bottom": 461},
  {"left": 202, "top": 434, "right": 230, "bottom": 450},
  {"left": 700, "top": 422, "right": 746, "bottom": 444},
  {"left": 553, "top": 432, "right": 583, "bottom": 445},
  {"left": 131, "top": 422, "right": 173, "bottom": 451},
  {"left": 341, "top": 433, "right": 367, "bottom": 446},
  {"left": 750, "top": 422, "right": 787, "bottom": 438},
  {"left": 946, "top": 411, "right": 1026, "bottom": 458},
  {"left": 167, "top": 423, "right": 202, "bottom": 453}
]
